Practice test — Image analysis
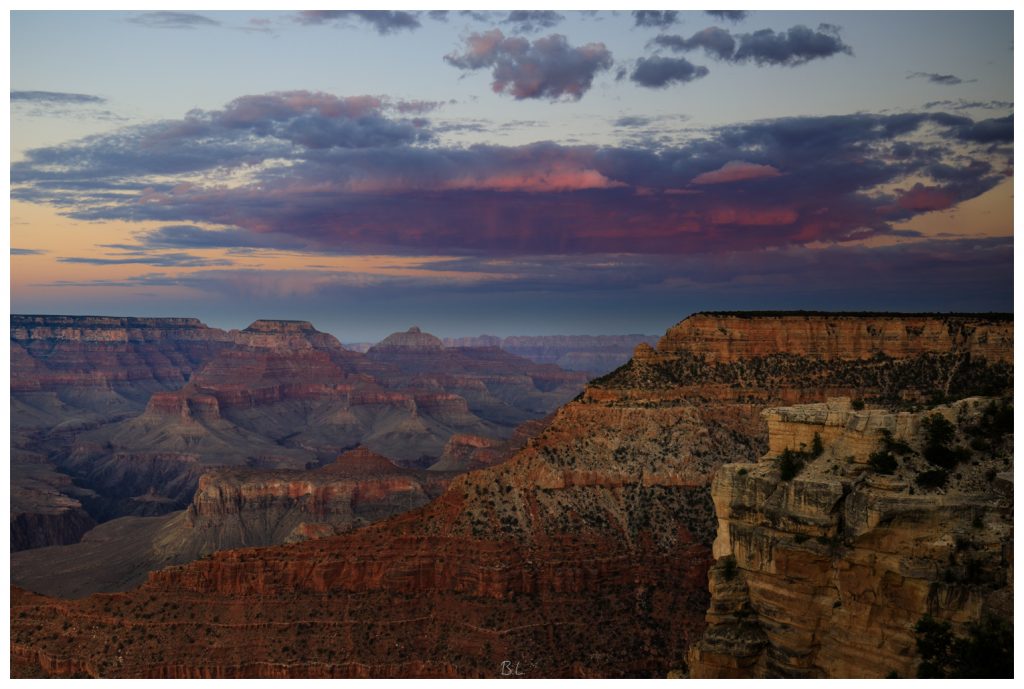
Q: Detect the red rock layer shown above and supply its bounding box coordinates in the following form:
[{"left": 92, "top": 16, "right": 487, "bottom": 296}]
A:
[
  {"left": 658, "top": 312, "right": 1012, "bottom": 364},
  {"left": 10, "top": 315, "right": 236, "bottom": 391},
  {"left": 11, "top": 528, "right": 711, "bottom": 678}
]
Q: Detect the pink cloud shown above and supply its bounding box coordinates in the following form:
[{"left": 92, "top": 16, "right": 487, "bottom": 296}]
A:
[
  {"left": 692, "top": 160, "right": 782, "bottom": 185},
  {"left": 710, "top": 206, "right": 799, "bottom": 226},
  {"left": 897, "top": 183, "right": 957, "bottom": 212}
]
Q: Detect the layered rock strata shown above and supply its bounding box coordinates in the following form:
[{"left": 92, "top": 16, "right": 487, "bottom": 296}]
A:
[
  {"left": 11, "top": 448, "right": 455, "bottom": 599},
  {"left": 688, "top": 397, "right": 1013, "bottom": 678},
  {"left": 13, "top": 317, "right": 589, "bottom": 543}
]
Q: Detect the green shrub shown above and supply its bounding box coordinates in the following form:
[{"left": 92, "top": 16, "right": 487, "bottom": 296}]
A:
[
  {"left": 924, "top": 443, "right": 969, "bottom": 469},
  {"left": 869, "top": 450, "right": 898, "bottom": 475},
  {"left": 921, "top": 414, "right": 968, "bottom": 469},
  {"left": 878, "top": 428, "right": 914, "bottom": 455},
  {"left": 923, "top": 414, "right": 956, "bottom": 448},
  {"left": 915, "top": 469, "right": 948, "bottom": 489},
  {"left": 720, "top": 555, "right": 738, "bottom": 581},
  {"left": 779, "top": 448, "right": 805, "bottom": 480},
  {"left": 811, "top": 432, "right": 824, "bottom": 458},
  {"left": 915, "top": 614, "right": 1013, "bottom": 678},
  {"left": 851, "top": 399, "right": 865, "bottom": 410}
]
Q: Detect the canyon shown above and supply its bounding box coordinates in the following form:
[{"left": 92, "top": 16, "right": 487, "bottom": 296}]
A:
[
  {"left": 9, "top": 311, "right": 1013, "bottom": 678},
  {"left": 10, "top": 316, "right": 587, "bottom": 551},
  {"left": 439, "top": 333, "right": 661, "bottom": 374}
]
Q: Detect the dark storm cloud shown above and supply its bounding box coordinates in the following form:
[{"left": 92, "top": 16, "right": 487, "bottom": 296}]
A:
[
  {"left": 655, "top": 24, "right": 852, "bottom": 66},
  {"left": 295, "top": 10, "right": 421, "bottom": 34},
  {"left": 705, "top": 11, "right": 749, "bottom": 22},
  {"left": 651, "top": 27, "right": 736, "bottom": 60},
  {"left": 908, "top": 72, "right": 976, "bottom": 86},
  {"left": 630, "top": 57, "right": 709, "bottom": 88},
  {"left": 12, "top": 92, "right": 1012, "bottom": 259},
  {"left": 734, "top": 24, "right": 852, "bottom": 65},
  {"left": 948, "top": 115, "right": 1013, "bottom": 143},
  {"left": 444, "top": 30, "right": 614, "bottom": 101},
  {"left": 503, "top": 11, "right": 565, "bottom": 33},
  {"left": 57, "top": 252, "right": 233, "bottom": 267},
  {"left": 632, "top": 11, "right": 679, "bottom": 28},
  {"left": 11, "top": 90, "right": 106, "bottom": 105},
  {"left": 128, "top": 12, "right": 220, "bottom": 29}
]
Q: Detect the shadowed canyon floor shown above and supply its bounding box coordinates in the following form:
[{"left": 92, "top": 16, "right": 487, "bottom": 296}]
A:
[{"left": 10, "top": 312, "right": 1014, "bottom": 678}]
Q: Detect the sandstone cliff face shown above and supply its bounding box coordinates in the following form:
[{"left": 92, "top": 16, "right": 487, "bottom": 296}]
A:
[
  {"left": 688, "top": 397, "right": 1013, "bottom": 678},
  {"left": 658, "top": 312, "right": 1012, "bottom": 364},
  {"left": 10, "top": 312, "right": 1012, "bottom": 678}
]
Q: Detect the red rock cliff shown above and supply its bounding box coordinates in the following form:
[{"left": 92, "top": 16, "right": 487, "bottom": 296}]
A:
[{"left": 657, "top": 312, "right": 1012, "bottom": 364}]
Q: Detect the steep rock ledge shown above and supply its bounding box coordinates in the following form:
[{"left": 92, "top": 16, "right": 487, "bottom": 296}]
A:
[{"left": 688, "top": 397, "right": 1013, "bottom": 678}]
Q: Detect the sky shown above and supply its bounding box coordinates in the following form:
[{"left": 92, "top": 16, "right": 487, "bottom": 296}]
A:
[{"left": 8, "top": 8, "right": 1015, "bottom": 341}]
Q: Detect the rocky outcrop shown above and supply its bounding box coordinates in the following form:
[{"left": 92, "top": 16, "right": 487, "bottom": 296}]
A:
[
  {"left": 172, "top": 447, "right": 446, "bottom": 552},
  {"left": 428, "top": 434, "right": 503, "bottom": 472},
  {"left": 688, "top": 397, "right": 1013, "bottom": 678},
  {"left": 10, "top": 507, "right": 95, "bottom": 552},
  {"left": 10, "top": 461, "right": 97, "bottom": 551},
  {"left": 368, "top": 327, "right": 589, "bottom": 430},
  {"left": 428, "top": 414, "right": 553, "bottom": 473},
  {"left": 372, "top": 325, "right": 445, "bottom": 350}
]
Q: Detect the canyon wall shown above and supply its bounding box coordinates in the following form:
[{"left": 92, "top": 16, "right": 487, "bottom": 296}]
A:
[
  {"left": 11, "top": 448, "right": 455, "bottom": 599},
  {"left": 688, "top": 397, "right": 1013, "bottom": 678}
]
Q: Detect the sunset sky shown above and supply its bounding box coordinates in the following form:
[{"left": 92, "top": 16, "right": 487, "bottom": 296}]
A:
[{"left": 9, "top": 9, "right": 1014, "bottom": 340}]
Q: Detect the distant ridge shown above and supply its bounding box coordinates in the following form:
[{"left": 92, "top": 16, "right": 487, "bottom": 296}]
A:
[{"left": 694, "top": 310, "right": 1012, "bottom": 320}]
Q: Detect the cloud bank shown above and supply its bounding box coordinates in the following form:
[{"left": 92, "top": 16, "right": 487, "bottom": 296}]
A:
[{"left": 12, "top": 92, "right": 1011, "bottom": 263}]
